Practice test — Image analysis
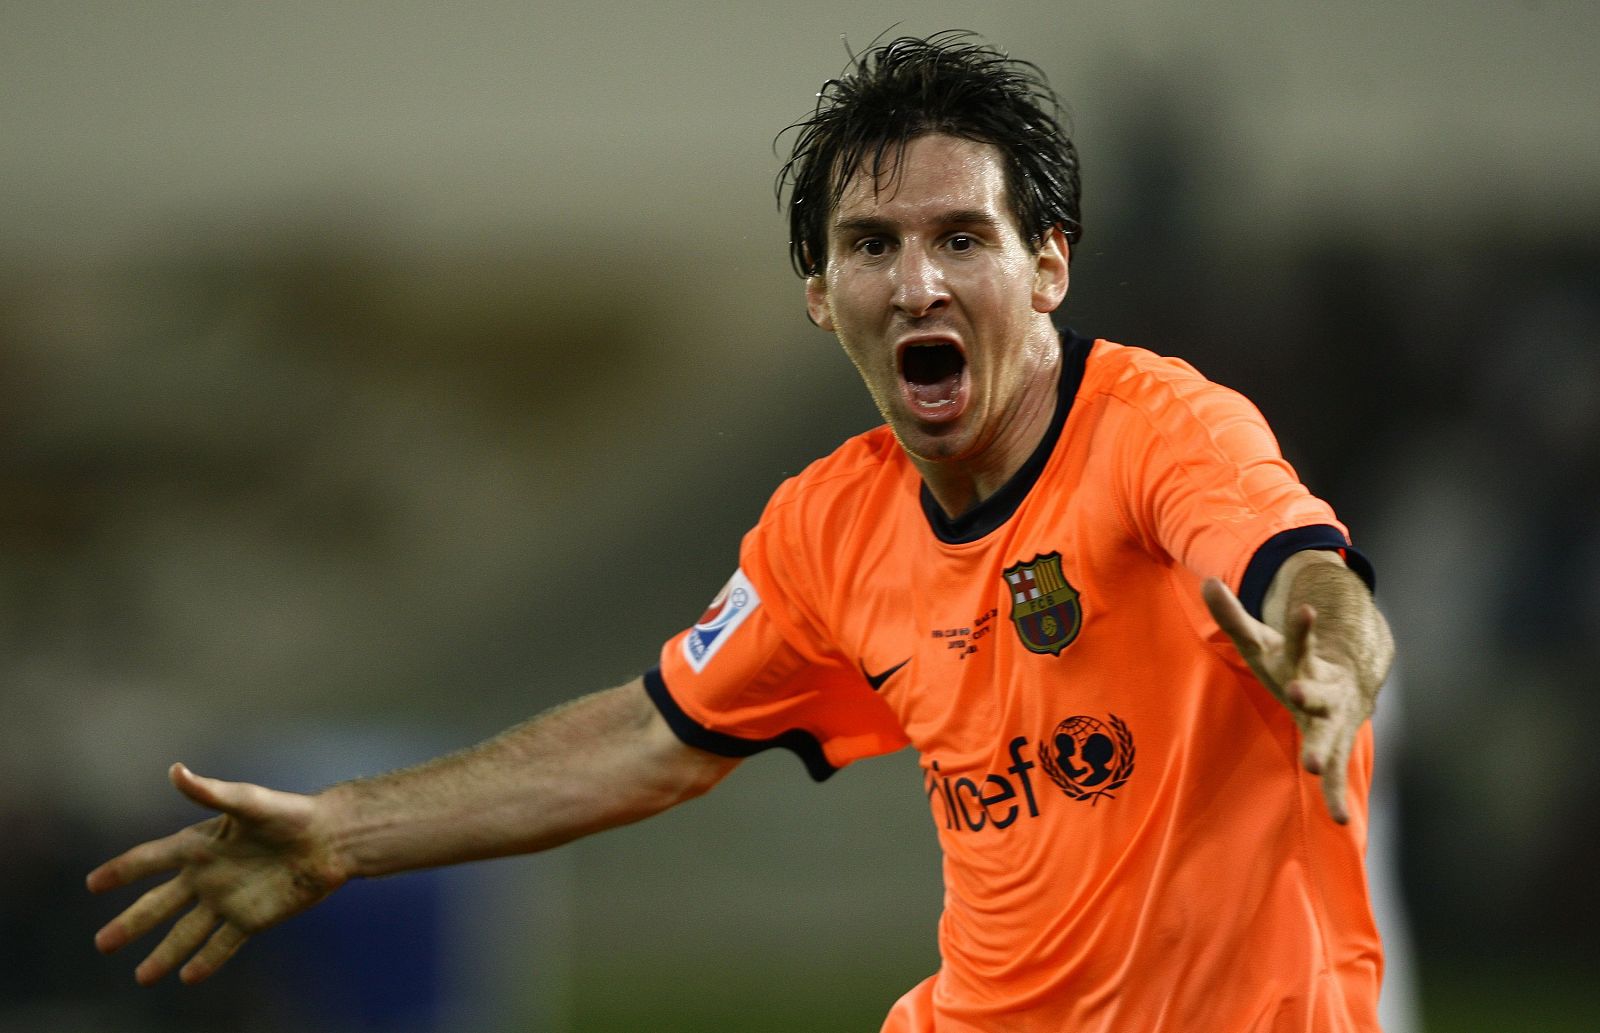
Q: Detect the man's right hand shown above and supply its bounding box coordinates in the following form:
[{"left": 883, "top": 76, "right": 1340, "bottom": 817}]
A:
[
  {"left": 87, "top": 762, "right": 349, "bottom": 985},
  {"left": 88, "top": 680, "right": 738, "bottom": 986}
]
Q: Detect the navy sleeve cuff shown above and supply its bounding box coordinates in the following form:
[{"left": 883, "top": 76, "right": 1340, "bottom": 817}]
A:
[
  {"left": 642, "top": 666, "right": 839, "bottom": 782},
  {"left": 1237, "top": 525, "right": 1377, "bottom": 621}
]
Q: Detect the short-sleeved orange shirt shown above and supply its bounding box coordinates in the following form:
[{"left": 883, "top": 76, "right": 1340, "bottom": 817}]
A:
[{"left": 648, "top": 333, "right": 1382, "bottom": 1032}]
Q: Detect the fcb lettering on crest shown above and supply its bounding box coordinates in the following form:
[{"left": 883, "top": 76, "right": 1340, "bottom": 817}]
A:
[{"left": 1003, "top": 552, "right": 1082, "bottom": 655}]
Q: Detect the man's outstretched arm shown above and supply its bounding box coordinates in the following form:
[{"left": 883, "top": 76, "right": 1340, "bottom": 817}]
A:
[
  {"left": 87, "top": 678, "right": 738, "bottom": 985},
  {"left": 1202, "top": 550, "right": 1395, "bottom": 824}
]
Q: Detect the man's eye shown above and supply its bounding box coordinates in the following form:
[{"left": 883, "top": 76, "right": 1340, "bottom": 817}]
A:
[
  {"left": 948, "top": 234, "right": 976, "bottom": 252},
  {"left": 859, "top": 238, "right": 888, "bottom": 257}
]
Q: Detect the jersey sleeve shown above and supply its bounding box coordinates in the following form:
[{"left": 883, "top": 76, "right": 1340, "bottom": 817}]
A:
[
  {"left": 649, "top": 480, "right": 910, "bottom": 781},
  {"left": 1110, "top": 360, "right": 1375, "bottom": 619}
]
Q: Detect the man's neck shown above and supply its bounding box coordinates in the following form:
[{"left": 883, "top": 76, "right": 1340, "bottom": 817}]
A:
[{"left": 915, "top": 336, "right": 1062, "bottom": 520}]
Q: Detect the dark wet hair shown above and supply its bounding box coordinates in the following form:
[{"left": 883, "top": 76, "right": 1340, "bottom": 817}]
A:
[{"left": 776, "top": 31, "right": 1083, "bottom": 277}]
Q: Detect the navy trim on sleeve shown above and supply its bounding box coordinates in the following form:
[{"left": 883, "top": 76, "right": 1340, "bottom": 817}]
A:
[
  {"left": 1237, "top": 525, "right": 1377, "bottom": 621},
  {"left": 642, "top": 667, "right": 840, "bottom": 782}
]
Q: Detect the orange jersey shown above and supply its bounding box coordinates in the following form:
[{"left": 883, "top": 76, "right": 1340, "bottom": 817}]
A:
[{"left": 648, "top": 333, "right": 1382, "bottom": 1031}]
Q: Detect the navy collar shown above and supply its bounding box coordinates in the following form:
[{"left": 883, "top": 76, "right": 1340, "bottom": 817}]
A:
[{"left": 919, "top": 329, "right": 1093, "bottom": 544}]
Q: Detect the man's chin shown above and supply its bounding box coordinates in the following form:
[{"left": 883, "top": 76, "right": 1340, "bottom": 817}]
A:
[{"left": 888, "top": 418, "right": 974, "bottom": 465}]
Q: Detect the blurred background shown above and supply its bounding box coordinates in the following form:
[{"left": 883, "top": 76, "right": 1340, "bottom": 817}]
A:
[{"left": 3, "top": 2, "right": 1596, "bottom": 1030}]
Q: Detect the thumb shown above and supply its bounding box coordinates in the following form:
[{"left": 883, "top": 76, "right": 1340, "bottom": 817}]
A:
[
  {"left": 169, "top": 762, "right": 254, "bottom": 817},
  {"left": 1201, "top": 577, "right": 1256, "bottom": 647}
]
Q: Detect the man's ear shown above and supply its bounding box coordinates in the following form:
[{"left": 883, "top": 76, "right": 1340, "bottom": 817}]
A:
[
  {"left": 1032, "top": 226, "right": 1070, "bottom": 314},
  {"left": 805, "top": 274, "right": 835, "bottom": 331}
]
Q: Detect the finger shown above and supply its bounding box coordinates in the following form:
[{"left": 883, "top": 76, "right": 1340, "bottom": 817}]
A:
[
  {"left": 88, "top": 829, "right": 189, "bottom": 894},
  {"left": 1286, "top": 602, "right": 1316, "bottom": 659},
  {"left": 171, "top": 763, "right": 295, "bottom": 831},
  {"left": 1284, "top": 678, "right": 1333, "bottom": 719},
  {"left": 96, "top": 877, "right": 192, "bottom": 955},
  {"left": 171, "top": 763, "right": 241, "bottom": 813},
  {"left": 1317, "top": 742, "right": 1352, "bottom": 825},
  {"left": 1298, "top": 703, "right": 1337, "bottom": 774},
  {"left": 179, "top": 922, "right": 250, "bottom": 985},
  {"left": 1201, "top": 577, "right": 1270, "bottom": 654},
  {"left": 135, "top": 904, "right": 219, "bottom": 986}
]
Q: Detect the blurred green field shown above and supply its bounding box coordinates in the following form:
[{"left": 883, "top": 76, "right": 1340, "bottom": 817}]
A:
[
  {"left": 1419, "top": 960, "right": 1599, "bottom": 1033},
  {"left": 567, "top": 956, "right": 1600, "bottom": 1033},
  {"left": 572, "top": 955, "right": 921, "bottom": 1033}
]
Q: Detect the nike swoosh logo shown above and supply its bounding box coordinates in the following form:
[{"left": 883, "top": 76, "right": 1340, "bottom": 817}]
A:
[{"left": 862, "top": 658, "right": 909, "bottom": 691}]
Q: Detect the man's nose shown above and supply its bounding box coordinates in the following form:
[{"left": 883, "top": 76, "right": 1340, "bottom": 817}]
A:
[{"left": 892, "top": 247, "right": 950, "bottom": 317}]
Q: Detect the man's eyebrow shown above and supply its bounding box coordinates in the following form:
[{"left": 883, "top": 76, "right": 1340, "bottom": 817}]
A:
[
  {"left": 938, "top": 209, "right": 1003, "bottom": 228},
  {"left": 832, "top": 209, "right": 1003, "bottom": 235},
  {"left": 833, "top": 215, "right": 892, "bottom": 237}
]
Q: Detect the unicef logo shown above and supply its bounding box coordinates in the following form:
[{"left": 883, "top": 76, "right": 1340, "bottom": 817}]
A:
[{"left": 1038, "top": 714, "right": 1135, "bottom": 804}]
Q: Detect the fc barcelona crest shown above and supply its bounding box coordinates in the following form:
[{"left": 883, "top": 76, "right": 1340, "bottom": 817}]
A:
[{"left": 1003, "top": 552, "right": 1082, "bottom": 655}]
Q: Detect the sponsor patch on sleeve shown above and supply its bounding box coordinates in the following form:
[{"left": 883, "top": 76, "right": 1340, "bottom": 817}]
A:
[{"left": 682, "top": 568, "right": 761, "bottom": 673}]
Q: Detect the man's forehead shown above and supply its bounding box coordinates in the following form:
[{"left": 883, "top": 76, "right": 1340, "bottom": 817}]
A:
[{"left": 830, "top": 134, "right": 1008, "bottom": 220}]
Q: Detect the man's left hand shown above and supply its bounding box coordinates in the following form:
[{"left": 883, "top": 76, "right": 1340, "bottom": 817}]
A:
[{"left": 1201, "top": 574, "right": 1380, "bottom": 824}]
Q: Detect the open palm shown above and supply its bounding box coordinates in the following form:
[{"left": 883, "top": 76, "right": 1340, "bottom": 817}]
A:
[{"left": 88, "top": 763, "right": 347, "bottom": 984}]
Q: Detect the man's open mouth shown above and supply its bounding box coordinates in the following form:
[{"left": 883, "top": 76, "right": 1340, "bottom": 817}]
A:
[{"left": 898, "top": 341, "right": 969, "bottom": 422}]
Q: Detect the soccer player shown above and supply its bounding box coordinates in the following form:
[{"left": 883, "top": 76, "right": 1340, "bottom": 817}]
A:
[{"left": 89, "top": 32, "right": 1394, "bottom": 1031}]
